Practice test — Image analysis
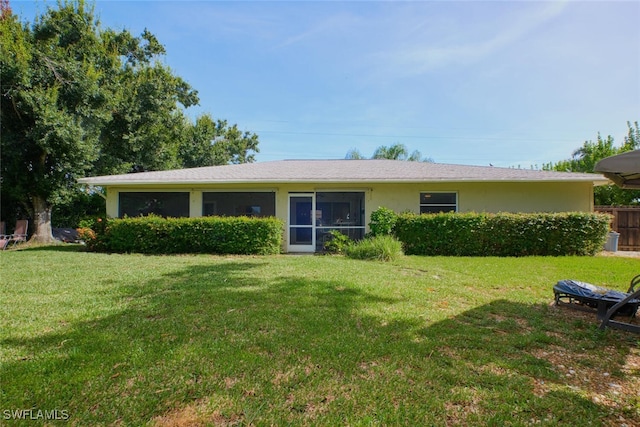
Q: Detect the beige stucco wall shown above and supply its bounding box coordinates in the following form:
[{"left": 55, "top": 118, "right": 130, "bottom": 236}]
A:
[
  {"left": 106, "top": 181, "right": 594, "bottom": 219},
  {"left": 105, "top": 181, "right": 594, "bottom": 251},
  {"left": 368, "top": 181, "right": 594, "bottom": 214}
]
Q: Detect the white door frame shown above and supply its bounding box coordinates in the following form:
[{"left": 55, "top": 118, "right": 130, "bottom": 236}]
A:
[{"left": 287, "top": 193, "right": 316, "bottom": 253}]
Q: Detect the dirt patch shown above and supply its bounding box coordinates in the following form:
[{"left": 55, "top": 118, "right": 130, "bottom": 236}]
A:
[
  {"left": 530, "top": 345, "right": 639, "bottom": 422},
  {"left": 151, "top": 399, "right": 241, "bottom": 427},
  {"left": 598, "top": 251, "right": 640, "bottom": 258},
  {"left": 533, "top": 306, "right": 640, "bottom": 426}
]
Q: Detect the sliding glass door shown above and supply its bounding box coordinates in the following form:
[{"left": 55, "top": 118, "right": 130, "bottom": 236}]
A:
[{"left": 287, "top": 192, "right": 366, "bottom": 252}]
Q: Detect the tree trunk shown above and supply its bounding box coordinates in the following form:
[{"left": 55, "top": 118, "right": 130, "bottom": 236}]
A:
[{"left": 30, "top": 195, "right": 56, "bottom": 244}]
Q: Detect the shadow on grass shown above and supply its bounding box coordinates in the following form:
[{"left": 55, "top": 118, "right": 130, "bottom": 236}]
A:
[
  {"left": 2, "top": 260, "right": 638, "bottom": 425},
  {"left": 5, "top": 243, "right": 86, "bottom": 253}
]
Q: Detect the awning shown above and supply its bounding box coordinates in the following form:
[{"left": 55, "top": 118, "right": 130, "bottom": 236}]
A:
[{"left": 594, "top": 150, "right": 640, "bottom": 189}]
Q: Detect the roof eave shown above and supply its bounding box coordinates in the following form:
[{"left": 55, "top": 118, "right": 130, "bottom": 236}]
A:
[{"left": 78, "top": 177, "right": 608, "bottom": 186}]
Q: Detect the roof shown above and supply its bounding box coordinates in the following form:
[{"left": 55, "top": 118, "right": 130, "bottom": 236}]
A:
[{"left": 78, "top": 159, "right": 608, "bottom": 186}]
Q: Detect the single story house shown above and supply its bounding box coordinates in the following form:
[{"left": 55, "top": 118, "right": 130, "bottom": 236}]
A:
[{"left": 78, "top": 159, "right": 608, "bottom": 253}]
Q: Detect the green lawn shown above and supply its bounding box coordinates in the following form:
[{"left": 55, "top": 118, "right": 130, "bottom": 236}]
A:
[{"left": 1, "top": 247, "right": 638, "bottom": 426}]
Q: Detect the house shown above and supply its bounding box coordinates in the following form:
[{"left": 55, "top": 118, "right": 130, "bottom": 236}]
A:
[{"left": 78, "top": 159, "right": 608, "bottom": 253}]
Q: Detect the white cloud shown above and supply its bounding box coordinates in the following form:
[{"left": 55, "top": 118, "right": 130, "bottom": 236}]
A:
[
  {"left": 374, "top": 0, "right": 570, "bottom": 75},
  {"left": 274, "top": 12, "right": 361, "bottom": 50}
]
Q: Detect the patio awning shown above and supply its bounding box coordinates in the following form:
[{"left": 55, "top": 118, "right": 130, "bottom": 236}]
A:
[{"left": 594, "top": 150, "right": 640, "bottom": 189}]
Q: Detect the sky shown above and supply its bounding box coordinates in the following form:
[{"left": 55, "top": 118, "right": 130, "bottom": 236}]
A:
[{"left": 12, "top": 0, "right": 640, "bottom": 167}]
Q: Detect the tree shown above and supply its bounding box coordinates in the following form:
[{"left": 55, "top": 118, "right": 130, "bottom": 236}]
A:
[
  {"left": 213, "top": 121, "right": 260, "bottom": 165},
  {"left": 94, "top": 61, "right": 198, "bottom": 175},
  {"left": 1, "top": 0, "right": 261, "bottom": 235},
  {"left": 1, "top": 1, "right": 117, "bottom": 242},
  {"left": 372, "top": 144, "right": 410, "bottom": 160},
  {"left": 345, "top": 143, "right": 433, "bottom": 162},
  {"left": 544, "top": 121, "right": 640, "bottom": 206},
  {"left": 345, "top": 148, "right": 365, "bottom": 159},
  {"left": 622, "top": 120, "right": 640, "bottom": 151},
  {"left": 178, "top": 115, "right": 259, "bottom": 168},
  {"left": 547, "top": 134, "right": 617, "bottom": 173},
  {"left": 1, "top": 0, "right": 11, "bottom": 18}
]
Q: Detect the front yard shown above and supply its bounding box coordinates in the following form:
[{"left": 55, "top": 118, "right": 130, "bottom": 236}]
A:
[{"left": 1, "top": 247, "right": 638, "bottom": 425}]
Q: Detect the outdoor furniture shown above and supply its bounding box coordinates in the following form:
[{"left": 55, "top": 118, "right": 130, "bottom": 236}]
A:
[
  {"left": 599, "top": 275, "right": 640, "bottom": 333},
  {"left": 553, "top": 277, "right": 640, "bottom": 333},
  {"left": 0, "top": 221, "right": 7, "bottom": 250},
  {"left": 52, "top": 228, "right": 81, "bottom": 243},
  {"left": 589, "top": 151, "right": 640, "bottom": 332},
  {"left": 3, "top": 220, "right": 28, "bottom": 250},
  {"left": 0, "top": 235, "right": 9, "bottom": 250}
]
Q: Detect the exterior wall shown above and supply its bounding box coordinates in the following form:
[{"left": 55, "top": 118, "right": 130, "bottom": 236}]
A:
[
  {"left": 368, "top": 182, "right": 594, "bottom": 214},
  {"left": 104, "top": 181, "right": 594, "bottom": 251},
  {"left": 105, "top": 184, "right": 280, "bottom": 218},
  {"left": 105, "top": 181, "right": 594, "bottom": 219}
]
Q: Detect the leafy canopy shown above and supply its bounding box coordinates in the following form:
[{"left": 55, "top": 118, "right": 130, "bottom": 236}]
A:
[
  {"left": 346, "top": 143, "right": 433, "bottom": 162},
  {"left": 1, "top": 0, "right": 114, "bottom": 238},
  {"left": 0, "top": 0, "right": 260, "bottom": 235},
  {"left": 543, "top": 121, "right": 639, "bottom": 206}
]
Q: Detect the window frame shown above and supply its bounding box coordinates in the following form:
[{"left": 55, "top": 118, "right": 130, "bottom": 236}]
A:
[
  {"left": 201, "top": 191, "right": 275, "bottom": 217},
  {"left": 419, "top": 191, "right": 458, "bottom": 214},
  {"left": 118, "top": 191, "right": 190, "bottom": 218}
]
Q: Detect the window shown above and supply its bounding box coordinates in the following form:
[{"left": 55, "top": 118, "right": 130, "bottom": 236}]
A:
[
  {"left": 119, "top": 192, "right": 189, "bottom": 218},
  {"left": 315, "top": 192, "right": 365, "bottom": 250},
  {"left": 315, "top": 192, "right": 364, "bottom": 227},
  {"left": 420, "top": 192, "right": 457, "bottom": 214},
  {"left": 202, "top": 192, "right": 275, "bottom": 217}
]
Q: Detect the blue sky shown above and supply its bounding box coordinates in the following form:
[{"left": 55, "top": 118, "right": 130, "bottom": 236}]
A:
[{"left": 13, "top": 0, "right": 640, "bottom": 167}]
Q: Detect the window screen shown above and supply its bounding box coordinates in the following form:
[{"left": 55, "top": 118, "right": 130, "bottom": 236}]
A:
[
  {"left": 202, "top": 192, "right": 275, "bottom": 217},
  {"left": 119, "top": 192, "right": 189, "bottom": 218},
  {"left": 420, "top": 192, "right": 457, "bottom": 214}
]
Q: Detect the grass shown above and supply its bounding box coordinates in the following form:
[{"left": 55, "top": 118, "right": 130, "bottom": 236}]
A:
[
  {"left": 345, "top": 235, "right": 404, "bottom": 261},
  {"left": 1, "top": 246, "right": 639, "bottom": 426}
]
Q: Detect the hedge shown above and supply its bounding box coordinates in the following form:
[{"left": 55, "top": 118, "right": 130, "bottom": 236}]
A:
[
  {"left": 85, "top": 215, "right": 284, "bottom": 255},
  {"left": 393, "top": 211, "right": 611, "bottom": 256}
]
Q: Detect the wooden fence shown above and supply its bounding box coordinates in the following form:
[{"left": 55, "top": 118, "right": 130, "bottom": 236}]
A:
[{"left": 595, "top": 206, "right": 640, "bottom": 251}]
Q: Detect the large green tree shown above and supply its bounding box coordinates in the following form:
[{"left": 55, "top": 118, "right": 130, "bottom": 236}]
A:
[
  {"left": 1, "top": 0, "right": 260, "bottom": 237},
  {"left": 1, "top": 1, "right": 119, "bottom": 242},
  {"left": 94, "top": 59, "right": 198, "bottom": 175},
  {"left": 544, "top": 121, "right": 639, "bottom": 206}
]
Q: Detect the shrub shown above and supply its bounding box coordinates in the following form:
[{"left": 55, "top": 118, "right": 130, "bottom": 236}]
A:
[
  {"left": 393, "top": 212, "right": 485, "bottom": 256},
  {"left": 77, "top": 217, "right": 106, "bottom": 251},
  {"left": 368, "top": 207, "right": 398, "bottom": 237},
  {"left": 52, "top": 191, "right": 105, "bottom": 228},
  {"left": 394, "top": 211, "right": 611, "bottom": 256},
  {"left": 323, "top": 229, "right": 353, "bottom": 254},
  {"left": 87, "top": 215, "right": 284, "bottom": 255},
  {"left": 346, "top": 235, "right": 404, "bottom": 262},
  {"left": 76, "top": 227, "right": 96, "bottom": 242}
]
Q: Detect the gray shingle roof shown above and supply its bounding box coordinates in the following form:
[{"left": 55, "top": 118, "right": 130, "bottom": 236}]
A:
[{"left": 78, "top": 159, "right": 607, "bottom": 186}]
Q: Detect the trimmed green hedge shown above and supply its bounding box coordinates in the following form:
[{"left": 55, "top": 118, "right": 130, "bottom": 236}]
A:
[
  {"left": 393, "top": 212, "right": 611, "bottom": 256},
  {"left": 87, "top": 215, "right": 284, "bottom": 255}
]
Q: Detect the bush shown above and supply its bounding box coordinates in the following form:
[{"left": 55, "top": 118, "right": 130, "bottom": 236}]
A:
[
  {"left": 394, "top": 211, "right": 611, "bottom": 256},
  {"left": 346, "top": 235, "right": 404, "bottom": 262},
  {"left": 77, "top": 217, "right": 107, "bottom": 250},
  {"left": 323, "top": 230, "right": 353, "bottom": 254},
  {"left": 86, "top": 215, "right": 284, "bottom": 255},
  {"left": 368, "top": 207, "right": 398, "bottom": 237}
]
